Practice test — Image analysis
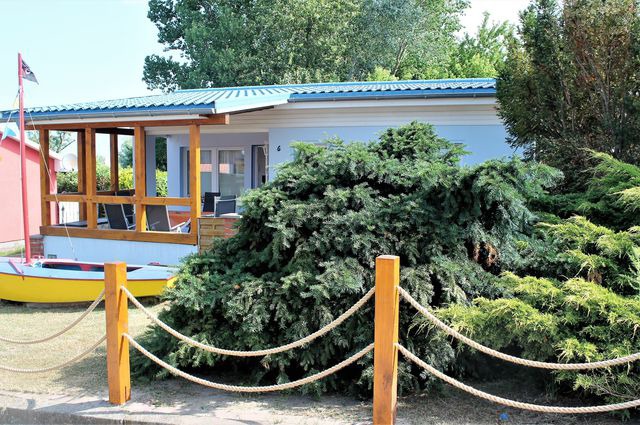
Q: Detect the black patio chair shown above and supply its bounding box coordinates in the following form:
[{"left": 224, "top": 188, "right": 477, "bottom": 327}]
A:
[
  {"left": 104, "top": 204, "right": 135, "bottom": 230},
  {"left": 116, "top": 189, "right": 135, "bottom": 223},
  {"left": 146, "top": 205, "right": 189, "bottom": 233},
  {"left": 203, "top": 192, "right": 220, "bottom": 214},
  {"left": 215, "top": 195, "right": 237, "bottom": 217}
]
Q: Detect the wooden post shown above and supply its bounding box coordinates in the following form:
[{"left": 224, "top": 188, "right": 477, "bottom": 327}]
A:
[
  {"left": 105, "top": 262, "right": 131, "bottom": 405},
  {"left": 85, "top": 128, "right": 97, "bottom": 229},
  {"left": 39, "top": 129, "right": 51, "bottom": 227},
  {"left": 77, "top": 130, "right": 87, "bottom": 220},
  {"left": 134, "top": 127, "right": 147, "bottom": 231},
  {"left": 110, "top": 133, "right": 119, "bottom": 192},
  {"left": 373, "top": 255, "right": 400, "bottom": 425},
  {"left": 189, "top": 124, "right": 201, "bottom": 229}
]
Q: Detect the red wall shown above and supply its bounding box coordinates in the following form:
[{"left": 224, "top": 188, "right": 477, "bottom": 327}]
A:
[{"left": 0, "top": 137, "right": 57, "bottom": 243}]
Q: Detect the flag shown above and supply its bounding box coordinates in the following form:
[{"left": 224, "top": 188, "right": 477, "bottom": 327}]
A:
[
  {"left": 0, "top": 122, "right": 19, "bottom": 141},
  {"left": 21, "top": 59, "right": 38, "bottom": 84}
]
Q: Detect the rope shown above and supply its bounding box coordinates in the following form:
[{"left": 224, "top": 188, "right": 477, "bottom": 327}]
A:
[
  {"left": 398, "top": 344, "right": 640, "bottom": 414},
  {"left": 399, "top": 287, "right": 640, "bottom": 370},
  {"left": 0, "top": 334, "right": 106, "bottom": 374},
  {"left": 0, "top": 289, "right": 105, "bottom": 344},
  {"left": 126, "top": 333, "right": 373, "bottom": 393},
  {"left": 123, "top": 285, "right": 374, "bottom": 357}
]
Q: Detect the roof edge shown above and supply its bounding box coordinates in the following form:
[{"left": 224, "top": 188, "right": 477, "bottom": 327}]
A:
[
  {"left": 175, "top": 77, "right": 496, "bottom": 93},
  {"left": 0, "top": 132, "right": 62, "bottom": 160}
]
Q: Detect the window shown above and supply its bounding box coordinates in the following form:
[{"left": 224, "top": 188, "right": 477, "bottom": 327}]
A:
[
  {"left": 218, "top": 149, "right": 245, "bottom": 197},
  {"left": 181, "top": 148, "right": 246, "bottom": 197}
]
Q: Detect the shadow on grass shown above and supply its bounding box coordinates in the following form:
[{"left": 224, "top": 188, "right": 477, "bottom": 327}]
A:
[{"left": 53, "top": 348, "right": 369, "bottom": 424}]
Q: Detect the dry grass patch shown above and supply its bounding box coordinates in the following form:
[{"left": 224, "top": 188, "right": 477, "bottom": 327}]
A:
[{"left": 0, "top": 299, "right": 162, "bottom": 395}]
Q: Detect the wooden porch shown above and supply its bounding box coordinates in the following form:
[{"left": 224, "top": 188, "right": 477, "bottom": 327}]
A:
[{"left": 36, "top": 115, "right": 229, "bottom": 245}]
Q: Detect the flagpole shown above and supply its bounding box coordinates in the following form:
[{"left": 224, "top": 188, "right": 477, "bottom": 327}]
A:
[{"left": 18, "top": 52, "right": 31, "bottom": 263}]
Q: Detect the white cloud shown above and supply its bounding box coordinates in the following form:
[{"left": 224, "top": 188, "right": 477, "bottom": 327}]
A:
[{"left": 460, "top": 0, "right": 531, "bottom": 34}]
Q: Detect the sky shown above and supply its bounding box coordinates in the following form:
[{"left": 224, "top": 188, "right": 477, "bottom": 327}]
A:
[
  {"left": 0, "top": 0, "right": 531, "bottom": 110},
  {"left": 0, "top": 0, "right": 530, "bottom": 158}
]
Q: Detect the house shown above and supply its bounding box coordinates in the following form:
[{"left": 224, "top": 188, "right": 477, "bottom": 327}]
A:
[
  {"left": 0, "top": 133, "right": 59, "bottom": 245},
  {"left": 0, "top": 78, "right": 512, "bottom": 265}
]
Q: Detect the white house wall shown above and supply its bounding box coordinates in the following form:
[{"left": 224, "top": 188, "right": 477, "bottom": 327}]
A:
[
  {"left": 43, "top": 236, "right": 196, "bottom": 265},
  {"left": 268, "top": 124, "right": 509, "bottom": 178},
  {"left": 158, "top": 98, "right": 511, "bottom": 194}
]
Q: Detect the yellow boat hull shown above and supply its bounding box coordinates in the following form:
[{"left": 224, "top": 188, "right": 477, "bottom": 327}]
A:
[
  {"left": 0, "top": 273, "right": 173, "bottom": 303},
  {"left": 0, "top": 260, "right": 176, "bottom": 303}
]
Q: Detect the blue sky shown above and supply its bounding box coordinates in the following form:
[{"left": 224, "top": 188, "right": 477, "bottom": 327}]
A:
[{"left": 0, "top": 0, "right": 163, "bottom": 109}]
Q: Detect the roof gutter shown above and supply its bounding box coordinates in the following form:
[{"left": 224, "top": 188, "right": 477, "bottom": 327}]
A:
[{"left": 11, "top": 107, "right": 216, "bottom": 122}]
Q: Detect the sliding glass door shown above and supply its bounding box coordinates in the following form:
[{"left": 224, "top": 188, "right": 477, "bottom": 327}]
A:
[
  {"left": 182, "top": 148, "right": 245, "bottom": 198},
  {"left": 218, "top": 149, "right": 245, "bottom": 197}
]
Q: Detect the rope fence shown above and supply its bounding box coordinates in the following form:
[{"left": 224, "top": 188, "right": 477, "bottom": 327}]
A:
[
  {"left": 398, "top": 286, "right": 640, "bottom": 370},
  {"left": 2, "top": 257, "right": 639, "bottom": 424},
  {"left": 127, "top": 333, "right": 373, "bottom": 393},
  {"left": 0, "top": 289, "right": 104, "bottom": 345},
  {"left": 0, "top": 335, "right": 106, "bottom": 374},
  {"left": 123, "top": 285, "right": 374, "bottom": 357},
  {"left": 398, "top": 344, "right": 640, "bottom": 414}
]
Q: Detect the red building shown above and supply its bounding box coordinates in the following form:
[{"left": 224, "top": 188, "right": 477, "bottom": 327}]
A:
[{"left": 0, "top": 133, "right": 59, "bottom": 244}]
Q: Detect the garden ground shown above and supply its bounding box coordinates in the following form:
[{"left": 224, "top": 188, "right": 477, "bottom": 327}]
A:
[{"left": 0, "top": 301, "right": 632, "bottom": 424}]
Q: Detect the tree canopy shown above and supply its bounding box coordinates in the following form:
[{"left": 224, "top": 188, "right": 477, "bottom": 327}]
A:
[
  {"left": 497, "top": 0, "right": 640, "bottom": 189},
  {"left": 143, "top": 0, "right": 511, "bottom": 90},
  {"left": 28, "top": 130, "right": 74, "bottom": 153}
]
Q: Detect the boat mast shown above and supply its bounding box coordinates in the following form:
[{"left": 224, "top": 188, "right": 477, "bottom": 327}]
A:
[{"left": 18, "top": 52, "right": 31, "bottom": 262}]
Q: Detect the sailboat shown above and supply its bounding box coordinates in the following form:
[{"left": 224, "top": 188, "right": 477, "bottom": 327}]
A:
[{"left": 0, "top": 53, "right": 176, "bottom": 303}]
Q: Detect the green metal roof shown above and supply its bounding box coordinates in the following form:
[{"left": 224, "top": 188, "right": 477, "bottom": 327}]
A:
[{"left": 2, "top": 78, "right": 496, "bottom": 121}]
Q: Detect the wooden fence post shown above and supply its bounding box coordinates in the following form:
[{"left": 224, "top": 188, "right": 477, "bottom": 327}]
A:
[
  {"left": 105, "top": 262, "right": 131, "bottom": 405},
  {"left": 373, "top": 255, "right": 400, "bottom": 425}
]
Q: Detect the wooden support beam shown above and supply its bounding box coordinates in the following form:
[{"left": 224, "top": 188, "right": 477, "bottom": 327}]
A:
[
  {"left": 39, "top": 129, "right": 51, "bottom": 227},
  {"left": 142, "top": 197, "right": 190, "bottom": 206},
  {"left": 134, "top": 127, "right": 147, "bottom": 232},
  {"left": 189, "top": 124, "right": 201, "bottom": 230},
  {"left": 105, "top": 262, "right": 131, "bottom": 405},
  {"left": 84, "top": 128, "right": 97, "bottom": 229},
  {"left": 373, "top": 255, "right": 400, "bottom": 425},
  {"left": 110, "top": 134, "right": 119, "bottom": 191},
  {"left": 45, "top": 194, "right": 189, "bottom": 207},
  {"left": 77, "top": 130, "right": 87, "bottom": 220},
  {"left": 93, "top": 195, "right": 135, "bottom": 204},
  {"left": 33, "top": 115, "right": 229, "bottom": 131},
  {"left": 44, "top": 194, "right": 86, "bottom": 203},
  {"left": 41, "top": 226, "right": 197, "bottom": 245},
  {"left": 49, "top": 128, "right": 135, "bottom": 136},
  {"left": 97, "top": 128, "right": 135, "bottom": 136}
]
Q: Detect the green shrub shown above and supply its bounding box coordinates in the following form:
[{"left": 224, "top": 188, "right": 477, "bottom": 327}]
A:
[
  {"left": 56, "top": 171, "right": 78, "bottom": 193},
  {"left": 56, "top": 166, "right": 167, "bottom": 197},
  {"left": 118, "top": 167, "right": 133, "bottom": 190},
  {"left": 440, "top": 212, "right": 640, "bottom": 410},
  {"left": 536, "top": 151, "right": 640, "bottom": 230},
  {"left": 133, "top": 122, "right": 560, "bottom": 395},
  {"left": 441, "top": 269, "right": 640, "bottom": 408}
]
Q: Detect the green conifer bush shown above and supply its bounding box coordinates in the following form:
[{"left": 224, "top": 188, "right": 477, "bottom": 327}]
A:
[
  {"left": 537, "top": 152, "right": 640, "bottom": 230},
  {"left": 440, "top": 208, "right": 640, "bottom": 408},
  {"left": 133, "top": 122, "right": 559, "bottom": 394}
]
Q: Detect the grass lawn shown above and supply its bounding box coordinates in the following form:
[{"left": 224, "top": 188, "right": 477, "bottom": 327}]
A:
[
  {"left": 0, "top": 299, "right": 162, "bottom": 395},
  {"left": 0, "top": 246, "right": 24, "bottom": 257},
  {"left": 0, "top": 300, "right": 627, "bottom": 424}
]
